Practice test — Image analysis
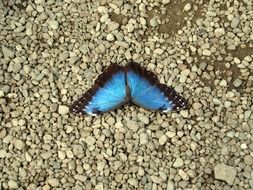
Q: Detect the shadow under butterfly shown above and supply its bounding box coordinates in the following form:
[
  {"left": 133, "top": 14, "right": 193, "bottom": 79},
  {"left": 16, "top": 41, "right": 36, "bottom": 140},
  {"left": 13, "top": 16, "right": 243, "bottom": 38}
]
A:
[{"left": 70, "top": 62, "right": 188, "bottom": 116}]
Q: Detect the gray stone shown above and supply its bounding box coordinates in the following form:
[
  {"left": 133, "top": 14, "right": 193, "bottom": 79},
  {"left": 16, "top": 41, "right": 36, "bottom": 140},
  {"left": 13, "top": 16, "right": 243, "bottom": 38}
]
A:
[
  {"left": 0, "top": 149, "right": 7, "bottom": 158},
  {"left": 58, "top": 105, "right": 69, "bottom": 115},
  {"left": 8, "top": 180, "right": 18, "bottom": 189},
  {"left": 48, "top": 178, "right": 60, "bottom": 187},
  {"left": 159, "top": 135, "right": 168, "bottom": 145},
  {"left": 86, "top": 136, "right": 96, "bottom": 145},
  {"left": 167, "top": 180, "right": 175, "bottom": 190},
  {"left": 48, "top": 20, "right": 59, "bottom": 30},
  {"left": 140, "top": 133, "right": 149, "bottom": 145},
  {"left": 13, "top": 139, "right": 25, "bottom": 150},
  {"left": 128, "top": 178, "right": 138, "bottom": 187},
  {"left": 2, "top": 45, "right": 14, "bottom": 59},
  {"left": 183, "top": 3, "right": 191, "bottom": 12},
  {"left": 233, "top": 79, "right": 242, "bottom": 87},
  {"left": 137, "top": 114, "right": 149, "bottom": 124},
  {"left": 214, "top": 163, "right": 237, "bottom": 185},
  {"left": 231, "top": 17, "right": 240, "bottom": 28},
  {"left": 173, "top": 157, "right": 184, "bottom": 168}
]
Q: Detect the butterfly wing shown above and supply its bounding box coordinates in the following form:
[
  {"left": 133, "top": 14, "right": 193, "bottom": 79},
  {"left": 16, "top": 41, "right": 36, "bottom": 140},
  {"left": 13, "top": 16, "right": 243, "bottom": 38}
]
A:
[
  {"left": 126, "top": 62, "right": 187, "bottom": 112},
  {"left": 70, "top": 64, "right": 127, "bottom": 116}
]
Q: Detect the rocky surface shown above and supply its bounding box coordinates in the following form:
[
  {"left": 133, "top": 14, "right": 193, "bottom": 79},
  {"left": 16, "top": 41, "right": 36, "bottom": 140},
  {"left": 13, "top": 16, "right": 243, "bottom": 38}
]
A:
[{"left": 0, "top": 0, "right": 252, "bottom": 189}]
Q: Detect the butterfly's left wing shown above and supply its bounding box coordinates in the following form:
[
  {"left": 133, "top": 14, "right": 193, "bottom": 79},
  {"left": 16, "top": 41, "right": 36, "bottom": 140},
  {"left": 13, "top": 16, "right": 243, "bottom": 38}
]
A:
[
  {"left": 70, "top": 64, "right": 127, "bottom": 116},
  {"left": 126, "top": 62, "right": 187, "bottom": 112}
]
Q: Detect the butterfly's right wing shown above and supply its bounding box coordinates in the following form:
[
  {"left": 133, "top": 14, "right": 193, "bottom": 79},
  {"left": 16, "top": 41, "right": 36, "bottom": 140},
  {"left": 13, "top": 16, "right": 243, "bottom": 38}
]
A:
[
  {"left": 126, "top": 62, "right": 187, "bottom": 112},
  {"left": 70, "top": 64, "right": 127, "bottom": 116}
]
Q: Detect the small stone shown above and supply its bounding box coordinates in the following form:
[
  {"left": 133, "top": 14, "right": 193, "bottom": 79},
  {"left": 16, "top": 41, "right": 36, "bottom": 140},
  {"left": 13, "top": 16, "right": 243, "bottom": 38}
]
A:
[
  {"left": 41, "top": 151, "right": 52, "bottom": 159},
  {"left": 231, "top": 17, "right": 240, "bottom": 28},
  {"left": 183, "top": 3, "right": 191, "bottom": 12},
  {"left": 106, "top": 33, "right": 114, "bottom": 41},
  {"left": 159, "top": 135, "right": 168, "bottom": 145},
  {"left": 233, "top": 79, "right": 242, "bottom": 87},
  {"left": 8, "top": 180, "right": 18, "bottom": 189},
  {"left": 192, "top": 102, "right": 202, "bottom": 110},
  {"left": 219, "top": 79, "right": 227, "bottom": 87},
  {"left": 23, "top": 65, "right": 31, "bottom": 74},
  {"left": 244, "top": 155, "right": 253, "bottom": 165},
  {"left": 214, "top": 28, "right": 225, "bottom": 37},
  {"left": 0, "top": 90, "right": 4, "bottom": 97},
  {"left": 151, "top": 175, "right": 162, "bottom": 183},
  {"left": 95, "top": 183, "right": 104, "bottom": 190},
  {"left": 48, "top": 178, "right": 60, "bottom": 187},
  {"left": 173, "top": 157, "right": 184, "bottom": 168},
  {"left": 74, "top": 174, "right": 86, "bottom": 182},
  {"left": 13, "top": 139, "right": 25, "bottom": 150},
  {"left": 97, "top": 161, "right": 105, "bottom": 171},
  {"left": 153, "top": 48, "right": 164, "bottom": 55},
  {"left": 0, "top": 149, "right": 7, "bottom": 158},
  {"left": 127, "top": 120, "right": 139, "bottom": 132},
  {"left": 167, "top": 180, "right": 175, "bottom": 190},
  {"left": 202, "top": 49, "right": 211, "bottom": 56},
  {"left": 150, "top": 16, "right": 159, "bottom": 27},
  {"left": 58, "top": 105, "right": 69, "bottom": 115},
  {"left": 137, "top": 114, "right": 149, "bottom": 124},
  {"left": 166, "top": 131, "right": 176, "bottom": 138},
  {"left": 12, "top": 62, "right": 22, "bottom": 73},
  {"left": 214, "top": 163, "right": 237, "bottom": 185},
  {"left": 86, "top": 136, "right": 96, "bottom": 145},
  {"left": 178, "top": 169, "right": 189, "bottom": 180},
  {"left": 128, "top": 178, "right": 138, "bottom": 187},
  {"left": 35, "top": 0, "right": 45, "bottom": 4},
  {"left": 48, "top": 20, "right": 59, "bottom": 30},
  {"left": 79, "top": 44, "right": 88, "bottom": 54},
  {"left": 2, "top": 45, "right": 14, "bottom": 59},
  {"left": 58, "top": 150, "right": 66, "bottom": 160},
  {"left": 140, "top": 133, "right": 149, "bottom": 145}
]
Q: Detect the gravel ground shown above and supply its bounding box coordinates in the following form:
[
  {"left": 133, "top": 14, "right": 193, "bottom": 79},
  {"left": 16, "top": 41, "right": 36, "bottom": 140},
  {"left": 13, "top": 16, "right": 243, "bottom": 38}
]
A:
[{"left": 0, "top": 0, "right": 253, "bottom": 189}]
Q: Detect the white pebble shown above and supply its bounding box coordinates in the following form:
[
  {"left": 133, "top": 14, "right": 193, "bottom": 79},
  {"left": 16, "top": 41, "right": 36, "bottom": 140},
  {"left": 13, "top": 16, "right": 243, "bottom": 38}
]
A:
[{"left": 58, "top": 105, "right": 69, "bottom": 115}]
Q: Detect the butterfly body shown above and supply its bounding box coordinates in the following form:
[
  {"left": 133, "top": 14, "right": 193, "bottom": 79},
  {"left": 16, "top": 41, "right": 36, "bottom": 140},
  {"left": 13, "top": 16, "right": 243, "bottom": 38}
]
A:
[{"left": 70, "top": 62, "right": 187, "bottom": 116}]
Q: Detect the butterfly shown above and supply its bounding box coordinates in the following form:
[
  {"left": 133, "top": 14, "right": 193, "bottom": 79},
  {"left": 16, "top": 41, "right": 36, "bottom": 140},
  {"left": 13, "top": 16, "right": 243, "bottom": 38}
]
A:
[{"left": 70, "top": 62, "right": 188, "bottom": 116}]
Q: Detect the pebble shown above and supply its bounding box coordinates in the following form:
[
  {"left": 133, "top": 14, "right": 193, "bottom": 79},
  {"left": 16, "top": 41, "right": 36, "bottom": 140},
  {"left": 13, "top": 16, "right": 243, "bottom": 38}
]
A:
[
  {"left": 128, "top": 178, "right": 138, "bottom": 187},
  {"left": 219, "top": 79, "right": 227, "bottom": 87},
  {"left": 178, "top": 169, "right": 189, "bottom": 180},
  {"left": 184, "top": 3, "right": 191, "bottom": 12},
  {"left": 231, "top": 17, "right": 240, "bottom": 28},
  {"left": 41, "top": 151, "right": 52, "bottom": 159},
  {"left": 150, "top": 16, "right": 159, "bottom": 27},
  {"left": 202, "top": 49, "right": 212, "bottom": 56},
  {"left": 86, "top": 136, "right": 96, "bottom": 146},
  {"left": 2, "top": 45, "right": 14, "bottom": 59},
  {"left": 48, "top": 178, "right": 60, "bottom": 187},
  {"left": 159, "top": 135, "right": 168, "bottom": 145},
  {"left": 137, "top": 114, "right": 149, "bottom": 124},
  {"left": 0, "top": 90, "right": 4, "bottom": 97},
  {"left": 244, "top": 155, "right": 253, "bottom": 165},
  {"left": 214, "top": 163, "right": 237, "bottom": 185},
  {"left": 167, "top": 180, "right": 175, "bottom": 190},
  {"left": 233, "top": 79, "right": 242, "bottom": 87},
  {"left": 151, "top": 175, "right": 162, "bottom": 183},
  {"left": 140, "top": 133, "right": 149, "bottom": 145},
  {"left": 48, "top": 20, "right": 59, "bottom": 30},
  {"left": 0, "top": 149, "right": 7, "bottom": 158},
  {"left": 173, "top": 157, "right": 184, "bottom": 168},
  {"left": 58, "top": 105, "right": 69, "bottom": 115},
  {"left": 13, "top": 139, "right": 25, "bottom": 150},
  {"left": 106, "top": 33, "right": 114, "bottom": 41},
  {"left": 214, "top": 28, "right": 225, "bottom": 37},
  {"left": 8, "top": 180, "right": 18, "bottom": 189}
]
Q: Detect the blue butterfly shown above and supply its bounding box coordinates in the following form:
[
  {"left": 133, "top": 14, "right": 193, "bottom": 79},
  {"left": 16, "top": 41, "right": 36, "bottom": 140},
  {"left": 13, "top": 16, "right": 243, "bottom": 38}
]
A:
[{"left": 70, "top": 62, "right": 187, "bottom": 116}]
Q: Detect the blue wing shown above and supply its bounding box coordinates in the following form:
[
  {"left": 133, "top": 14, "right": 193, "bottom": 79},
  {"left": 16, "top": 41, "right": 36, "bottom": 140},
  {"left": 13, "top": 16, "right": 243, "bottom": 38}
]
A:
[
  {"left": 70, "top": 64, "right": 127, "bottom": 115},
  {"left": 126, "top": 62, "right": 187, "bottom": 112}
]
